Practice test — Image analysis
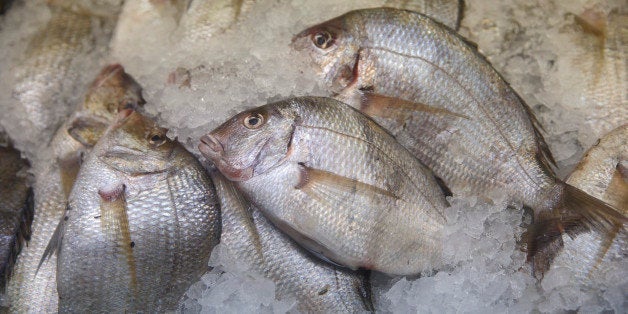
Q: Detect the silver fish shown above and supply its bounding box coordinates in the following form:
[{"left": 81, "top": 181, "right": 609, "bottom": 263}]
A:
[
  {"left": 291, "top": 8, "right": 626, "bottom": 276},
  {"left": 6, "top": 64, "right": 144, "bottom": 313},
  {"left": 50, "top": 110, "right": 220, "bottom": 312},
  {"left": 200, "top": 96, "right": 448, "bottom": 276},
  {"left": 549, "top": 124, "right": 627, "bottom": 284},
  {"left": 6, "top": 4, "right": 119, "bottom": 155},
  {"left": 0, "top": 135, "right": 32, "bottom": 292},
  {"left": 212, "top": 171, "right": 374, "bottom": 312}
]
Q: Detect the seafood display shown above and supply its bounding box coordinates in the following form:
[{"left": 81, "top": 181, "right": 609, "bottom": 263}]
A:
[{"left": 0, "top": 0, "right": 625, "bottom": 312}]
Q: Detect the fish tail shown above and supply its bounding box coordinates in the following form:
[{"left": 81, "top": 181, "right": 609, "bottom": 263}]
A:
[{"left": 524, "top": 182, "right": 627, "bottom": 278}]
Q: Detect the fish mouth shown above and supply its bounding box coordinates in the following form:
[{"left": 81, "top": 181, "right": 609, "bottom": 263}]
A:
[{"left": 198, "top": 135, "right": 254, "bottom": 182}]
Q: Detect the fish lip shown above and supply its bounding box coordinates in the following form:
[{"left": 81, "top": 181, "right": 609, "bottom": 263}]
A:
[{"left": 198, "top": 139, "right": 254, "bottom": 182}]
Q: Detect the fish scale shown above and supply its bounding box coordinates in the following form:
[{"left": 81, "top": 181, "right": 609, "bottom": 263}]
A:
[
  {"left": 6, "top": 64, "right": 143, "bottom": 313},
  {"left": 292, "top": 8, "right": 626, "bottom": 277},
  {"left": 54, "top": 111, "right": 220, "bottom": 312},
  {"left": 201, "top": 96, "right": 448, "bottom": 276},
  {"left": 213, "top": 172, "right": 374, "bottom": 312}
]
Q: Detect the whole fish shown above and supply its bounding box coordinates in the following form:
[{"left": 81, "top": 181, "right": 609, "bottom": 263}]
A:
[
  {"left": 5, "top": 4, "right": 120, "bottom": 156},
  {"left": 0, "top": 134, "right": 32, "bottom": 292},
  {"left": 212, "top": 172, "right": 374, "bottom": 312},
  {"left": 200, "top": 96, "right": 448, "bottom": 276},
  {"left": 548, "top": 124, "right": 627, "bottom": 284},
  {"left": 291, "top": 8, "right": 626, "bottom": 276},
  {"left": 50, "top": 110, "right": 220, "bottom": 312},
  {"left": 6, "top": 64, "right": 144, "bottom": 313}
]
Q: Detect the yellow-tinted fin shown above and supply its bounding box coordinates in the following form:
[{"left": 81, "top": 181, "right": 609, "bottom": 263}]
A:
[
  {"left": 67, "top": 116, "right": 108, "bottom": 147},
  {"left": 359, "top": 92, "right": 469, "bottom": 123},
  {"left": 98, "top": 184, "right": 138, "bottom": 296},
  {"left": 525, "top": 182, "right": 627, "bottom": 278},
  {"left": 295, "top": 163, "right": 399, "bottom": 201},
  {"left": 58, "top": 154, "right": 82, "bottom": 198}
]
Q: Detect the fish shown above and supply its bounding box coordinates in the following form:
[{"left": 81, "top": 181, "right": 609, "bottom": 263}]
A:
[
  {"left": 212, "top": 171, "right": 374, "bottom": 312},
  {"left": 0, "top": 134, "right": 33, "bottom": 292},
  {"left": 5, "top": 64, "right": 144, "bottom": 313},
  {"left": 200, "top": 96, "right": 448, "bottom": 276},
  {"left": 49, "top": 110, "right": 221, "bottom": 312},
  {"left": 547, "top": 124, "right": 627, "bottom": 283},
  {"left": 291, "top": 7, "right": 627, "bottom": 277},
  {"left": 6, "top": 4, "right": 120, "bottom": 156},
  {"left": 384, "top": 0, "right": 464, "bottom": 30}
]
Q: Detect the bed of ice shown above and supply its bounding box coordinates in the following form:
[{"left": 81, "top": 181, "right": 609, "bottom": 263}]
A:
[{"left": 0, "top": 0, "right": 625, "bottom": 313}]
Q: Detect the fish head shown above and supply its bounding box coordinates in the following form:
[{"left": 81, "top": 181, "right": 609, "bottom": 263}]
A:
[
  {"left": 80, "top": 64, "right": 145, "bottom": 120},
  {"left": 199, "top": 104, "right": 295, "bottom": 181},
  {"left": 67, "top": 64, "right": 146, "bottom": 147},
  {"left": 98, "top": 110, "right": 177, "bottom": 175},
  {"left": 292, "top": 13, "right": 361, "bottom": 92}
]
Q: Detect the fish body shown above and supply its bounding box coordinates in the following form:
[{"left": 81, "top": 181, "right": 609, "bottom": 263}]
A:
[
  {"left": 0, "top": 136, "right": 32, "bottom": 292},
  {"left": 5, "top": 4, "right": 120, "bottom": 156},
  {"left": 6, "top": 64, "right": 144, "bottom": 313},
  {"left": 200, "top": 96, "right": 448, "bottom": 276},
  {"left": 550, "top": 124, "right": 627, "bottom": 283},
  {"left": 212, "top": 172, "right": 374, "bottom": 312},
  {"left": 55, "top": 111, "right": 220, "bottom": 312},
  {"left": 292, "top": 8, "right": 626, "bottom": 275}
]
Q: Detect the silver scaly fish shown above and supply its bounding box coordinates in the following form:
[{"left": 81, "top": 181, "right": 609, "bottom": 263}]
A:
[
  {"left": 48, "top": 110, "right": 220, "bottom": 312},
  {"left": 200, "top": 96, "right": 448, "bottom": 276},
  {"left": 212, "top": 171, "right": 374, "bottom": 312},
  {"left": 6, "top": 64, "right": 144, "bottom": 313},
  {"left": 291, "top": 8, "right": 626, "bottom": 276}
]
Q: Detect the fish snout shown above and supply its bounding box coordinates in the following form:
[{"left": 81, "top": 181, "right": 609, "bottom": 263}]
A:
[{"left": 199, "top": 134, "right": 224, "bottom": 158}]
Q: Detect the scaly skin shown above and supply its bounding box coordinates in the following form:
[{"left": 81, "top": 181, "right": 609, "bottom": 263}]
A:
[
  {"left": 200, "top": 97, "right": 448, "bottom": 276},
  {"left": 213, "top": 172, "right": 374, "bottom": 312},
  {"left": 56, "top": 111, "right": 220, "bottom": 312},
  {"left": 6, "top": 64, "right": 144, "bottom": 313}
]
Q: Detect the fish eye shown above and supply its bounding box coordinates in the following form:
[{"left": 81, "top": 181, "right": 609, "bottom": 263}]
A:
[
  {"left": 312, "top": 31, "right": 334, "bottom": 49},
  {"left": 243, "top": 113, "right": 265, "bottom": 129},
  {"left": 148, "top": 132, "right": 166, "bottom": 146}
]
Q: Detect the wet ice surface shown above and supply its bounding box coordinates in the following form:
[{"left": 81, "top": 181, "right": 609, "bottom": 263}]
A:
[{"left": 0, "top": 0, "right": 626, "bottom": 312}]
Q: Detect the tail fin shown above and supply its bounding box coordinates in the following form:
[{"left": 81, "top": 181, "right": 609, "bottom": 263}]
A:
[{"left": 524, "top": 182, "right": 627, "bottom": 278}]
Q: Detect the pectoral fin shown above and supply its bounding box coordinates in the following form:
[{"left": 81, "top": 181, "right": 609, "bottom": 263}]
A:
[
  {"left": 295, "top": 164, "right": 399, "bottom": 202},
  {"left": 359, "top": 92, "right": 469, "bottom": 122},
  {"left": 98, "top": 184, "right": 138, "bottom": 295},
  {"left": 67, "top": 116, "right": 108, "bottom": 147}
]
